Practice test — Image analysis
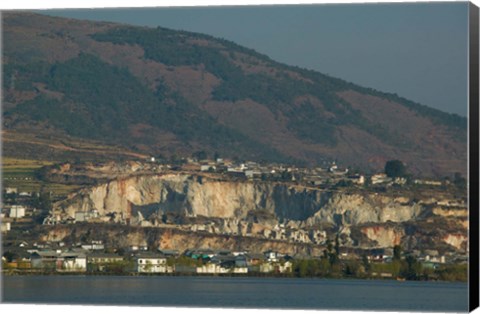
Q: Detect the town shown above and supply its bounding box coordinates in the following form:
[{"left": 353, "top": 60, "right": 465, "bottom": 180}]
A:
[{"left": 1, "top": 156, "right": 468, "bottom": 281}]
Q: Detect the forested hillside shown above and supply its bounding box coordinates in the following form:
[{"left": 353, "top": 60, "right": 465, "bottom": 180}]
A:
[{"left": 2, "top": 12, "right": 467, "bottom": 177}]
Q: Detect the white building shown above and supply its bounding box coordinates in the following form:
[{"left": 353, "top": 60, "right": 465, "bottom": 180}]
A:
[
  {"left": 259, "top": 261, "right": 293, "bottom": 273},
  {"left": 75, "top": 210, "right": 99, "bottom": 222},
  {"left": 371, "top": 173, "right": 391, "bottom": 185},
  {"left": 414, "top": 179, "right": 442, "bottom": 186},
  {"left": 196, "top": 263, "right": 248, "bottom": 274},
  {"left": 264, "top": 250, "right": 279, "bottom": 262},
  {"left": 31, "top": 250, "right": 87, "bottom": 272},
  {"left": 200, "top": 164, "right": 216, "bottom": 171},
  {"left": 9, "top": 205, "right": 26, "bottom": 218},
  {"left": 196, "top": 263, "right": 229, "bottom": 274},
  {"left": 81, "top": 241, "right": 105, "bottom": 251},
  {"left": 1, "top": 222, "right": 11, "bottom": 233},
  {"left": 60, "top": 252, "right": 87, "bottom": 272},
  {"left": 135, "top": 253, "right": 172, "bottom": 273},
  {"left": 5, "top": 187, "right": 17, "bottom": 194}
]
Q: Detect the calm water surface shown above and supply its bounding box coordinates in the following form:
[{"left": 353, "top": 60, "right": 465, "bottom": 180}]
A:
[{"left": 1, "top": 276, "right": 468, "bottom": 312}]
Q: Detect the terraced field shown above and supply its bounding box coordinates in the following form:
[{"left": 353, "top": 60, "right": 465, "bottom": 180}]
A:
[{"left": 2, "top": 158, "right": 81, "bottom": 196}]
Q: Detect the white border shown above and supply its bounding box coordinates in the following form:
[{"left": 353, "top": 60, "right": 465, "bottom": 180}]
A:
[
  {"left": 0, "top": 0, "right": 478, "bottom": 10},
  {"left": 0, "top": 1, "right": 477, "bottom": 314}
]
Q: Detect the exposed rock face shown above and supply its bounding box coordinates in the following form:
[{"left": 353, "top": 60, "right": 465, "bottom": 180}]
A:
[
  {"left": 39, "top": 224, "right": 325, "bottom": 257},
  {"left": 360, "top": 225, "right": 404, "bottom": 247},
  {"left": 304, "top": 194, "right": 422, "bottom": 227},
  {"left": 47, "top": 173, "right": 467, "bottom": 254},
  {"left": 443, "top": 234, "right": 468, "bottom": 250},
  {"left": 52, "top": 174, "right": 329, "bottom": 222}
]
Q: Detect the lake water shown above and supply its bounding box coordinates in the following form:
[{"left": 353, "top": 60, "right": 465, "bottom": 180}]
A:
[{"left": 1, "top": 276, "right": 469, "bottom": 312}]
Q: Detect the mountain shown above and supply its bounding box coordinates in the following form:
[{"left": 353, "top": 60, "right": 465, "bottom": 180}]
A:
[{"left": 2, "top": 12, "right": 467, "bottom": 177}]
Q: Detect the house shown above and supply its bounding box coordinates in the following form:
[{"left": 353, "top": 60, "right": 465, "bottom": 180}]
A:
[
  {"left": 186, "top": 248, "right": 215, "bottom": 260},
  {"left": 18, "top": 241, "right": 29, "bottom": 248},
  {"left": 196, "top": 260, "right": 248, "bottom": 274},
  {"left": 135, "top": 253, "right": 172, "bottom": 273},
  {"left": 9, "top": 205, "right": 26, "bottom": 218},
  {"left": 4, "top": 257, "right": 31, "bottom": 270},
  {"left": 196, "top": 263, "right": 229, "bottom": 274},
  {"left": 366, "top": 248, "right": 387, "bottom": 262},
  {"left": 200, "top": 164, "right": 216, "bottom": 172},
  {"left": 227, "top": 170, "right": 247, "bottom": 179},
  {"left": 414, "top": 179, "right": 442, "bottom": 186},
  {"left": 5, "top": 187, "right": 17, "bottom": 194},
  {"left": 31, "top": 250, "right": 87, "bottom": 272},
  {"left": 157, "top": 249, "right": 179, "bottom": 257},
  {"left": 371, "top": 174, "right": 391, "bottom": 185},
  {"left": 348, "top": 174, "right": 365, "bottom": 185},
  {"left": 81, "top": 240, "right": 105, "bottom": 251},
  {"left": 31, "top": 251, "right": 59, "bottom": 270},
  {"left": 88, "top": 253, "right": 124, "bottom": 264},
  {"left": 329, "top": 163, "right": 348, "bottom": 175},
  {"left": 245, "top": 170, "right": 262, "bottom": 179},
  {"left": 1, "top": 221, "right": 11, "bottom": 233},
  {"left": 245, "top": 253, "right": 266, "bottom": 267},
  {"left": 260, "top": 260, "right": 293, "bottom": 273},
  {"left": 232, "top": 250, "right": 248, "bottom": 256},
  {"left": 129, "top": 245, "right": 148, "bottom": 252},
  {"left": 75, "top": 210, "right": 99, "bottom": 222},
  {"left": 87, "top": 253, "right": 125, "bottom": 272},
  {"left": 214, "top": 249, "right": 232, "bottom": 256},
  {"left": 59, "top": 251, "right": 87, "bottom": 272},
  {"left": 264, "top": 250, "right": 279, "bottom": 262},
  {"left": 393, "top": 177, "right": 407, "bottom": 185}
]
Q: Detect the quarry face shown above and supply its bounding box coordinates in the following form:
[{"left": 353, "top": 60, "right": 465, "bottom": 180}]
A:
[{"left": 45, "top": 171, "right": 468, "bottom": 255}]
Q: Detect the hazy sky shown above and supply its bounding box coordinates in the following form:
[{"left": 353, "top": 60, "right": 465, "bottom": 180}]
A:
[{"left": 40, "top": 2, "right": 469, "bottom": 116}]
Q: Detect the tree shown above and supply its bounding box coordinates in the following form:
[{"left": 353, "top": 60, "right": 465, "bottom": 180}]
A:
[
  {"left": 192, "top": 150, "right": 207, "bottom": 161},
  {"left": 385, "top": 160, "right": 406, "bottom": 178},
  {"left": 144, "top": 260, "right": 153, "bottom": 272},
  {"left": 393, "top": 245, "right": 402, "bottom": 261},
  {"left": 2, "top": 251, "right": 18, "bottom": 263},
  {"left": 453, "top": 172, "right": 467, "bottom": 189},
  {"left": 401, "top": 255, "right": 422, "bottom": 280},
  {"left": 344, "top": 260, "right": 361, "bottom": 277},
  {"left": 362, "top": 254, "right": 371, "bottom": 272},
  {"left": 334, "top": 234, "right": 340, "bottom": 256}
]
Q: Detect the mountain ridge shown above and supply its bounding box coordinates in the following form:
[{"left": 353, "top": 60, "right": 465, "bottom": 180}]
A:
[{"left": 2, "top": 12, "right": 467, "bottom": 177}]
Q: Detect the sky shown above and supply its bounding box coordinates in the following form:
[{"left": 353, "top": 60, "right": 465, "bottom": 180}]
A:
[{"left": 37, "top": 2, "right": 470, "bottom": 116}]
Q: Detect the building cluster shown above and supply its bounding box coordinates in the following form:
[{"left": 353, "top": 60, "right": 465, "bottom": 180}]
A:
[
  {"left": 2, "top": 242, "right": 293, "bottom": 275},
  {"left": 3, "top": 234, "right": 469, "bottom": 279},
  {"left": 146, "top": 157, "right": 446, "bottom": 189},
  {"left": 1, "top": 188, "right": 39, "bottom": 233}
]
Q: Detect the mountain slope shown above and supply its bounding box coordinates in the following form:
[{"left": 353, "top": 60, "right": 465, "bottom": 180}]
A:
[{"left": 2, "top": 12, "right": 467, "bottom": 177}]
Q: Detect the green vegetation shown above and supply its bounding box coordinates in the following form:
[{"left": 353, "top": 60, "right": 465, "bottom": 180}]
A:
[
  {"left": 88, "top": 260, "right": 135, "bottom": 275},
  {"left": 2, "top": 158, "right": 80, "bottom": 196},
  {"left": 4, "top": 19, "right": 467, "bottom": 168},
  {"left": 90, "top": 25, "right": 447, "bottom": 150},
  {"left": 435, "top": 263, "right": 468, "bottom": 282},
  {"left": 349, "top": 86, "right": 467, "bottom": 141},
  {"left": 385, "top": 160, "right": 407, "bottom": 178},
  {"left": 91, "top": 26, "right": 346, "bottom": 147},
  {"left": 292, "top": 254, "right": 466, "bottom": 282},
  {"left": 453, "top": 172, "right": 467, "bottom": 190},
  {"left": 291, "top": 240, "right": 465, "bottom": 281},
  {"left": 6, "top": 53, "right": 292, "bottom": 163}
]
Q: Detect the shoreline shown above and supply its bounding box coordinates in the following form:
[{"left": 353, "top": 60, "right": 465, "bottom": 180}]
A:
[{"left": 1, "top": 270, "right": 467, "bottom": 283}]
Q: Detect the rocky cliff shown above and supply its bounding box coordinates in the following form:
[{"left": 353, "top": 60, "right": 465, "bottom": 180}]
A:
[
  {"left": 51, "top": 173, "right": 328, "bottom": 222},
  {"left": 46, "top": 173, "right": 467, "bottom": 254}
]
